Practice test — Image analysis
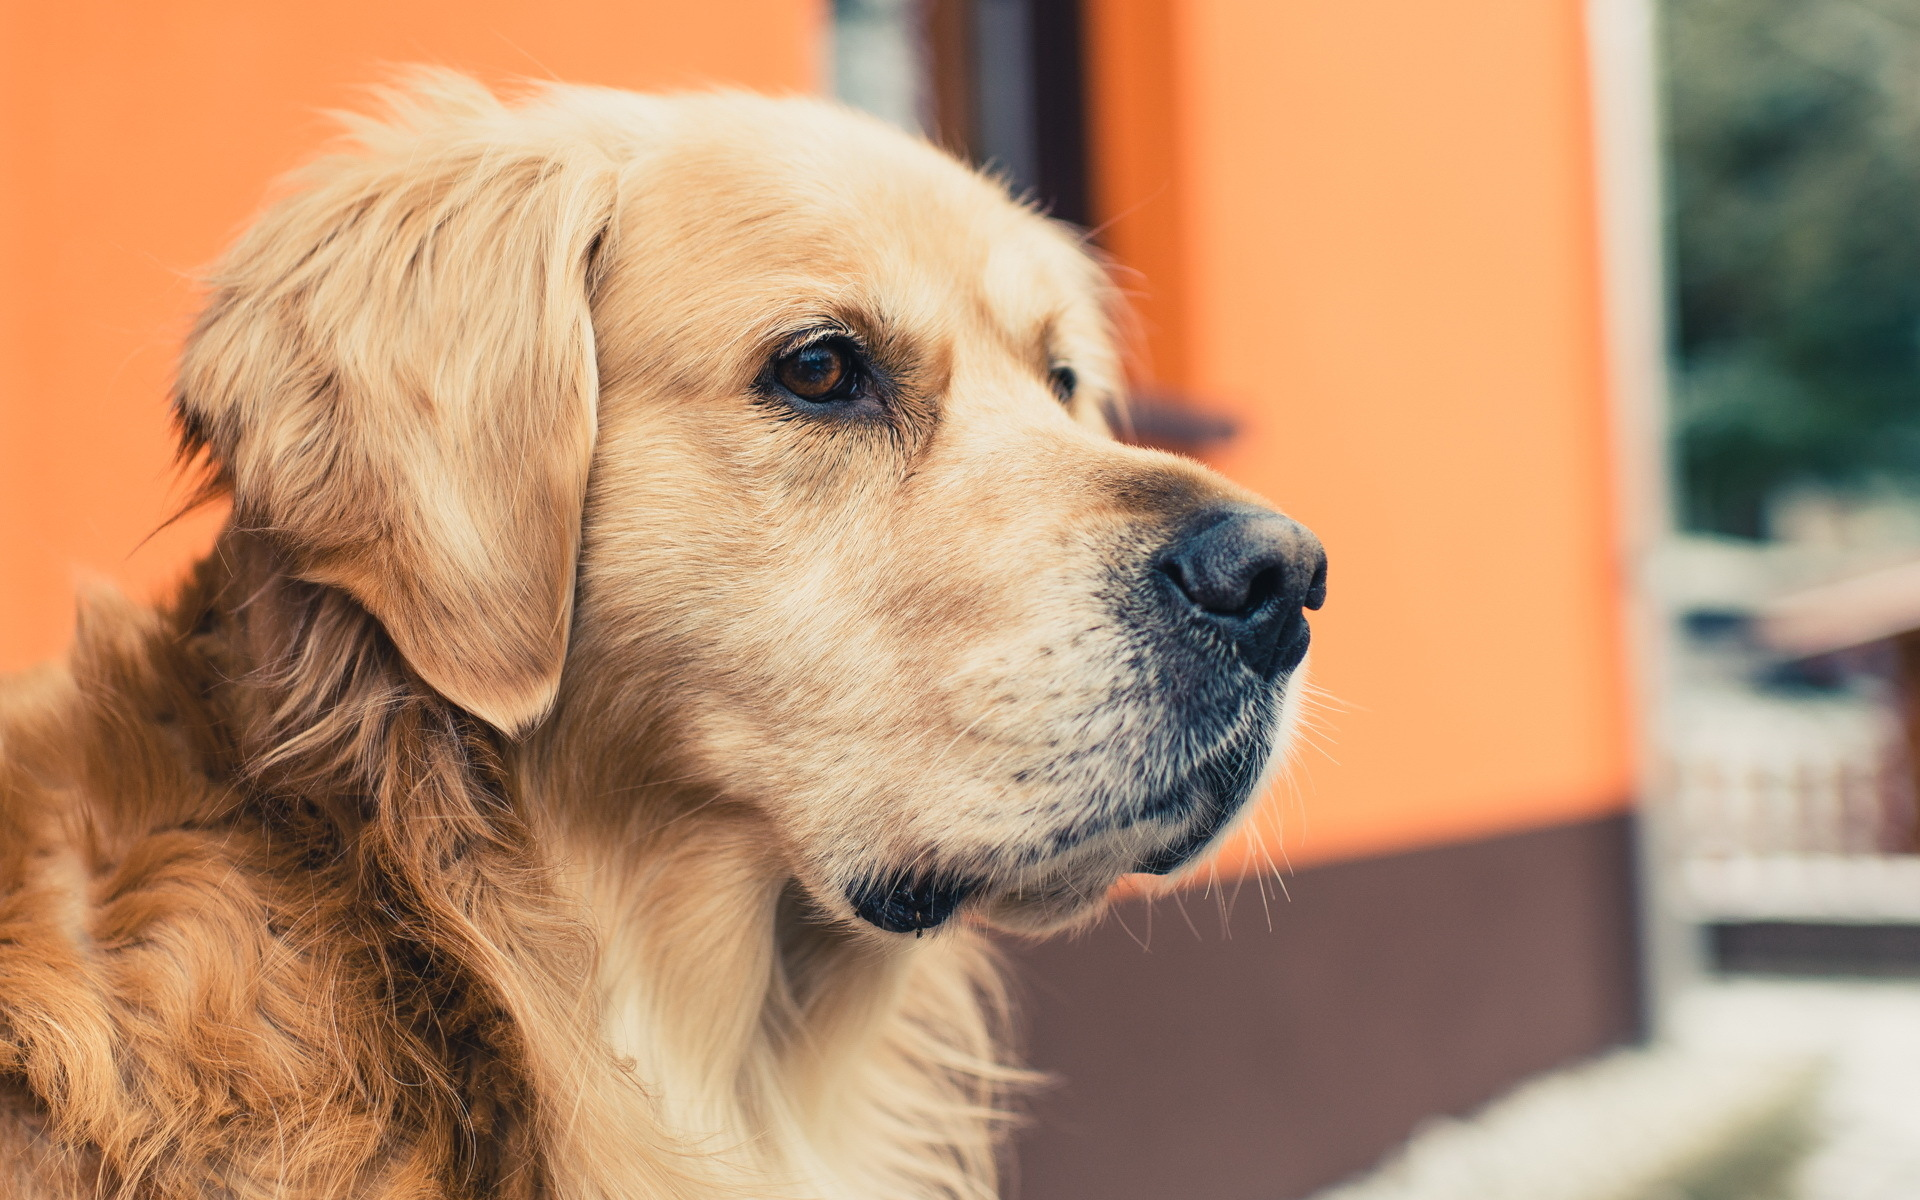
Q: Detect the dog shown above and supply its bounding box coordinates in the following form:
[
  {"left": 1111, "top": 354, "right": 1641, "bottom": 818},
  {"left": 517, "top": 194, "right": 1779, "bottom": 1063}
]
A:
[{"left": 0, "top": 73, "right": 1324, "bottom": 1199}]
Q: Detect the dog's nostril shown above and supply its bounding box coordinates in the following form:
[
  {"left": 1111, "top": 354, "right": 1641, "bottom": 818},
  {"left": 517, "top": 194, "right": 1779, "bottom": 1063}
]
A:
[
  {"left": 1241, "top": 565, "right": 1285, "bottom": 618},
  {"left": 1161, "top": 549, "right": 1275, "bottom": 617},
  {"left": 1161, "top": 558, "right": 1241, "bottom": 616},
  {"left": 1160, "top": 560, "right": 1190, "bottom": 601}
]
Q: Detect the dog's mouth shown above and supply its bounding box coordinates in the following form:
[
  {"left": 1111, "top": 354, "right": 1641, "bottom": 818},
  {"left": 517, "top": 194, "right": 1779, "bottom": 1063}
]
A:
[
  {"left": 841, "top": 687, "right": 1287, "bottom": 934},
  {"left": 845, "top": 873, "right": 979, "bottom": 934},
  {"left": 1124, "top": 688, "right": 1284, "bottom": 876},
  {"left": 838, "top": 806, "right": 1225, "bottom": 936},
  {"left": 839, "top": 820, "right": 1220, "bottom": 936},
  {"left": 1130, "top": 798, "right": 1239, "bottom": 876}
]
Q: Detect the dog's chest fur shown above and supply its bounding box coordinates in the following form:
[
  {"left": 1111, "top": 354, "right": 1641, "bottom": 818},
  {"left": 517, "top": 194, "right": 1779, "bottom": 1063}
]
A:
[{"left": 0, "top": 546, "right": 1010, "bottom": 1200}]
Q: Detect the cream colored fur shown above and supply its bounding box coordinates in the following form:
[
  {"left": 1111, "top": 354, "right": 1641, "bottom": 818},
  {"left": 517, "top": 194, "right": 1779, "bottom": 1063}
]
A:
[{"left": 0, "top": 73, "right": 1306, "bottom": 1198}]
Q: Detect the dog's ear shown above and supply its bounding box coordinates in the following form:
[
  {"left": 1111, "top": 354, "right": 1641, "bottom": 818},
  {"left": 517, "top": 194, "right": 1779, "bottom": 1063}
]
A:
[{"left": 178, "top": 78, "right": 616, "bottom": 735}]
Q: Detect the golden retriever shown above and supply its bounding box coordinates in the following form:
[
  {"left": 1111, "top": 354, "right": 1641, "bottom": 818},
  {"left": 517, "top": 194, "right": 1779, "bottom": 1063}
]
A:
[{"left": 0, "top": 73, "right": 1324, "bottom": 1199}]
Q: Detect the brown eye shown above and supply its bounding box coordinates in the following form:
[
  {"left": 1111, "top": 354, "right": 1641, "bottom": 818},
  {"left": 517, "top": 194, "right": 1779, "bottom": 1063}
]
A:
[
  {"left": 1049, "top": 364, "right": 1077, "bottom": 404},
  {"left": 776, "top": 338, "right": 858, "bottom": 402}
]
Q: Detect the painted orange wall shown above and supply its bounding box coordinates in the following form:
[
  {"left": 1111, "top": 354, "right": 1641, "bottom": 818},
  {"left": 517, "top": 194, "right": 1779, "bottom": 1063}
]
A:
[
  {"left": 3, "top": 0, "right": 1629, "bottom": 872},
  {"left": 0, "top": 0, "right": 820, "bottom": 672},
  {"left": 1088, "top": 0, "right": 1635, "bottom": 869}
]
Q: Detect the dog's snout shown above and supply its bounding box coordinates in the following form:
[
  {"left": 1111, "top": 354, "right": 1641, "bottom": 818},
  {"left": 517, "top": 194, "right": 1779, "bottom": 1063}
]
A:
[{"left": 1155, "top": 506, "right": 1326, "bottom": 676}]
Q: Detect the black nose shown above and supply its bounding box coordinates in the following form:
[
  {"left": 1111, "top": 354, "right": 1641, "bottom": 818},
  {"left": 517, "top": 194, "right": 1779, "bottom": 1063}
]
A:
[{"left": 1155, "top": 506, "right": 1326, "bottom": 677}]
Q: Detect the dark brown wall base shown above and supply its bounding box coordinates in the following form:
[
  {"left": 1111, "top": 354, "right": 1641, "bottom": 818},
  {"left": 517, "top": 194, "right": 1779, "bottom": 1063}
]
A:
[{"left": 1002, "top": 813, "right": 1642, "bottom": 1200}]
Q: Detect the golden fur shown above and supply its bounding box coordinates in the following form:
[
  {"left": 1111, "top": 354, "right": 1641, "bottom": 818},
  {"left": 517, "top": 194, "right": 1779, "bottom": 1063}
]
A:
[{"left": 0, "top": 75, "right": 1312, "bottom": 1198}]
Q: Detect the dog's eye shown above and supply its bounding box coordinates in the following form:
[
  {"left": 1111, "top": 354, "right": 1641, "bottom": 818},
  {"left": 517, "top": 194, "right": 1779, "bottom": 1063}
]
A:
[
  {"left": 775, "top": 338, "right": 860, "bottom": 402},
  {"left": 1049, "top": 365, "right": 1077, "bottom": 405}
]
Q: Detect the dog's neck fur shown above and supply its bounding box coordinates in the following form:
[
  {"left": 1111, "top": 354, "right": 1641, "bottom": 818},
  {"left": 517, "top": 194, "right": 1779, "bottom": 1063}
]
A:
[
  {"left": 529, "top": 796, "right": 1011, "bottom": 1199},
  {"left": 0, "top": 532, "right": 1013, "bottom": 1199},
  {"left": 516, "top": 745, "right": 1014, "bottom": 1200}
]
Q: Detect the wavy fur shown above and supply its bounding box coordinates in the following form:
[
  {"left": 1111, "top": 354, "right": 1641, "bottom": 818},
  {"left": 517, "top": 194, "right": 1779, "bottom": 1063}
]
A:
[{"left": 0, "top": 73, "right": 1300, "bottom": 1198}]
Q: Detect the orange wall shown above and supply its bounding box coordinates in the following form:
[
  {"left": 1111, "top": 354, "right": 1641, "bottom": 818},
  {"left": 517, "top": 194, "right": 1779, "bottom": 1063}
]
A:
[
  {"left": 3, "top": 0, "right": 1630, "bottom": 872},
  {"left": 1088, "top": 0, "right": 1635, "bottom": 868},
  {"left": 0, "top": 0, "right": 819, "bottom": 672}
]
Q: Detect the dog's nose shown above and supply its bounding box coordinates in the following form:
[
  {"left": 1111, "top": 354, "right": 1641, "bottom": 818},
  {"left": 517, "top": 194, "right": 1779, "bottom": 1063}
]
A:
[{"left": 1156, "top": 506, "right": 1326, "bottom": 677}]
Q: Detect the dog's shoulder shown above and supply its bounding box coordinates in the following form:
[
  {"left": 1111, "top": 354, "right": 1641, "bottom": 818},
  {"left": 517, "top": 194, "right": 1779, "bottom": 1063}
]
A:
[{"left": 0, "top": 591, "right": 442, "bottom": 1198}]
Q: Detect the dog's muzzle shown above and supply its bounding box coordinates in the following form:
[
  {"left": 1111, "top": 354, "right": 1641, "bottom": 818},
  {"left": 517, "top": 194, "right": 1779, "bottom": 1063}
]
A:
[{"left": 846, "top": 504, "right": 1325, "bottom": 934}]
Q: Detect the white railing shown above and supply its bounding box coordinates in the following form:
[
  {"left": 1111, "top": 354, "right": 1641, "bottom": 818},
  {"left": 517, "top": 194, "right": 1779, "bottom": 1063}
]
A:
[{"left": 1667, "top": 685, "right": 1919, "bottom": 921}]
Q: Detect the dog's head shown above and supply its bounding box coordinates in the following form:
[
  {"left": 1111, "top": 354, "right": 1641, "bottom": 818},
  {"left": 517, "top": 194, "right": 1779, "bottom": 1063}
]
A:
[{"left": 177, "top": 75, "right": 1324, "bottom": 936}]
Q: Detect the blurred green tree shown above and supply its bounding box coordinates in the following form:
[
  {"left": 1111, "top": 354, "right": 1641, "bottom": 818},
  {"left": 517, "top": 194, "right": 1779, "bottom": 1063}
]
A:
[{"left": 1666, "top": 0, "right": 1920, "bottom": 537}]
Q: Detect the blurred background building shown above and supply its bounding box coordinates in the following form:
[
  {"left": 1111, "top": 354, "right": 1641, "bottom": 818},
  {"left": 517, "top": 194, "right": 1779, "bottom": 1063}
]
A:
[
  {"left": 9, "top": 0, "right": 1920, "bottom": 1197},
  {"left": 1657, "top": 0, "right": 1920, "bottom": 973}
]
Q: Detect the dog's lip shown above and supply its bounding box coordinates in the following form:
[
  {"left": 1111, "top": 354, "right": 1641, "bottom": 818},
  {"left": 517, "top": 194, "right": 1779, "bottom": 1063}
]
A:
[
  {"left": 840, "top": 843, "right": 1131, "bottom": 935},
  {"left": 838, "top": 814, "right": 1224, "bottom": 935},
  {"left": 846, "top": 767, "right": 1268, "bottom": 928},
  {"left": 1131, "top": 801, "right": 1233, "bottom": 875},
  {"left": 843, "top": 669, "right": 1290, "bottom": 930},
  {"left": 840, "top": 814, "right": 1204, "bottom": 934},
  {"left": 844, "top": 872, "right": 978, "bottom": 934}
]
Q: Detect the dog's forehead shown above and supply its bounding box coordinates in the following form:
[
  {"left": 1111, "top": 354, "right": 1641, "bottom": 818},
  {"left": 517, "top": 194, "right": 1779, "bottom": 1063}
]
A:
[{"left": 617, "top": 97, "right": 1103, "bottom": 345}]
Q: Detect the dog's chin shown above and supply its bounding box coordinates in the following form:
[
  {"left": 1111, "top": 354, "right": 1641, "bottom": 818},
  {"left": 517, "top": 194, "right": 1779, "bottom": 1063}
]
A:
[
  {"left": 836, "top": 809, "right": 1245, "bottom": 938},
  {"left": 833, "top": 663, "right": 1305, "bottom": 937},
  {"left": 836, "top": 863, "right": 1124, "bottom": 937}
]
